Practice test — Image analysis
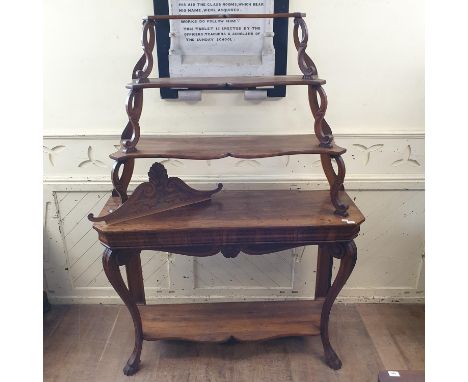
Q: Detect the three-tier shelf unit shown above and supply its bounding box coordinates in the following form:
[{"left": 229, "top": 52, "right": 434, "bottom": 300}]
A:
[{"left": 89, "top": 12, "right": 365, "bottom": 377}]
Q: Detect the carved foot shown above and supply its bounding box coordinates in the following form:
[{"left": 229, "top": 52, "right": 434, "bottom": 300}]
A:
[
  {"left": 324, "top": 347, "right": 342, "bottom": 370},
  {"left": 123, "top": 360, "right": 140, "bottom": 376}
]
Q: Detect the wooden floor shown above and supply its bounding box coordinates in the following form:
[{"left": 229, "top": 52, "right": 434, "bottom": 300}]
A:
[{"left": 43, "top": 303, "right": 424, "bottom": 382}]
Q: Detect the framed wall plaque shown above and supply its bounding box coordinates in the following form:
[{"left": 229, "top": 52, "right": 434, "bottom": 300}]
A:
[{"left": 153, "top": 0, "right": 290, "bottom": 99}]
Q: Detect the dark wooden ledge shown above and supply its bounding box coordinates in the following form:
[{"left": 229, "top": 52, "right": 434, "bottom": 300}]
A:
[
  {"left": 146, "top": 13, "right": 306, "bottom": 21},
  {"left": 126, "top": 75, "right": 325, "bottom": 90},
  {"left": 110, "top": 135, "right": 345, "bottom": 161},
  {"left": 93, "top": 190, "right": 364, "bottom": 249}
]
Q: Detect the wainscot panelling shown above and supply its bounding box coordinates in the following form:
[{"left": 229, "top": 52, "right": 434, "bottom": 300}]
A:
[{"left": 43, "top": 133, "right": 424, "bottom": 304}]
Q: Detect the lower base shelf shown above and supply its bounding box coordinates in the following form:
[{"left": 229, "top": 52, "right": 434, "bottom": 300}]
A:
[{"left": 139, "top": 300, "right": 323, "bottom": 342}]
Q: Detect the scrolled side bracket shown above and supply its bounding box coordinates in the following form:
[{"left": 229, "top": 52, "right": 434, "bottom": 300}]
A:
[
  {"left": 111, "top": 159, "right": 135, "bottom": 204},
  {"left": 135, "top": 19, "right": 156, "bottom": 80},
  {"left": 120, "top": 19, "right": 156, "bottom": 153},
  {"left": 293, "top": 17, "right": 318, "bottom": 79},
  {"left": 321, "top": 154, "right": 349, "bottom": 217},
  {"left": 308, "top": 85, "right": 334, "bottom": 148}
]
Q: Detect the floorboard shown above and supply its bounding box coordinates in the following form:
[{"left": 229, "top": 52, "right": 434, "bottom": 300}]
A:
[{"left": 43, "top": 303, "right": 424, "bottom": 382}]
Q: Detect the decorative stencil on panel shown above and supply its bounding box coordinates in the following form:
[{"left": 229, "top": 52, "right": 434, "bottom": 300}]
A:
[
  {"left": 392, "top": 145, "right": 421, "bottom": 167},
  {"left": 235, "top": 159, "right": 262, "bottom": 168},
  {"left": 194, "top": 251, "right": 295, "bottom": 289},
  {"left": 312, "top": 159, "right": 321, "bottom": 167},
  {"left": 43, "top": 145, "right": 65, "bottom": 166},
  {"left": 352, "top": 144, "right": 384, "bottom": 165},
  {"left": 78, "top": 146, "right": 108, "bottom": 168}
]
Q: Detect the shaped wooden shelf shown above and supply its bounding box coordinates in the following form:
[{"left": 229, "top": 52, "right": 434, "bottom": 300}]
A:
[
  {"left": 146, "top": 12, "right": 306, "bottom": 21},
  {"left": 139, "top": 300, "right": 322, "bottom": 343},
  {"left": 110, "top": 135, "right": 345, "bottom": 161},
  {"left": 93, "top": 190, "right": 364, "bottom": 249},
  {"left": 127, "top": 75, "right": 326, "bottom": 90}
]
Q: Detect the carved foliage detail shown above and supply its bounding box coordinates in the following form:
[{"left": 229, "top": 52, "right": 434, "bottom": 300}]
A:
[{"left": 89, "top": 162, "right": 222, "bottom": 225}]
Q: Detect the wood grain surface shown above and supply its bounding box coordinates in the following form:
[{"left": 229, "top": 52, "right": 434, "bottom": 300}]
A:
[
  {"left": 110, "top": 135, "right": 345, "bottom": 161},
  {"left": 140, "top": 300, "right": 322, "bottom": 342},
  {"left": 126, "top": 75, "right": 325, "bottom": 90},
  {"left": 147, "top": 13, "right": 306, "bottom": 21},
  {"left": 93, "top": 190, "right": 364, "bottom": 248}
]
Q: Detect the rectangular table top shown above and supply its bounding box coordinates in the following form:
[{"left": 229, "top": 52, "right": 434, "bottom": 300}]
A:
[{"left": 93, "top": 190, "right": 364, "bottom": 249}]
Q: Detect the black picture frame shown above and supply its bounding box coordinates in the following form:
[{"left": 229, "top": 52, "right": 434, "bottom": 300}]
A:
[{"left": 152, "top": 0, "right": 290, "bottom": 99}]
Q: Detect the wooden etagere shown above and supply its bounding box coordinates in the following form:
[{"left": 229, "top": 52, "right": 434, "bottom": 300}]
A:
[
  {"left": 90, "top": 12, "right": 364, "bottom": 377},
  {"left": 96, "top": 12, "right": 350, "bottom": 218}
]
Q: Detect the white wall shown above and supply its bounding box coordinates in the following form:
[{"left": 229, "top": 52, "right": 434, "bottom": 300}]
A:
[{"left": 43, "top": 0, "right": 425, "bottom": 303}]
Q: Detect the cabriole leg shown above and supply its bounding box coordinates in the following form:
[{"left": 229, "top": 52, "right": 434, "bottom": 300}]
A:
[
  {"left": 102, "top": 248, "right": 143, "bottom": 376},
  {"left": 320, "top": 241, "right": 357, "bottom": 370}
]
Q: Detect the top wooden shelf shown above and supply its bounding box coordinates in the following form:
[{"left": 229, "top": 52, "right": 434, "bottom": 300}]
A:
[
  {"left": 126, "top": 75, "right": 326, "bottom": 90},
  {"left": 146, "top": 13, "right": 306, "bottom": 21}
]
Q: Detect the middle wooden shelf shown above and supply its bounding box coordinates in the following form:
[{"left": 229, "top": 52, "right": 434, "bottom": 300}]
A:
[{"left": 110, "top": 134, "right": 346, "bottom": 161}]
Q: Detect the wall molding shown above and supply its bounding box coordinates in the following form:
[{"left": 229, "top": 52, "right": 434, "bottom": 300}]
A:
[
  {"left": 43, "top": 130, "right": 425, "bottom": 140},
  {"left": 48, "top": 295, "right": 424, "bottom": 305},
  {"left": 44, "top": 174, "right": 425, "bottom": 190}
]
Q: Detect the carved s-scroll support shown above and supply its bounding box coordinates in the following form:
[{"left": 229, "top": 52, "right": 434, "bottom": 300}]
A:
[
  {"left": 102, "top": 248, "right": 143, "bottom": 376},
  {"left": 111, "top": 159, "right": 135, "bottom": 203},
  {"left": 321, "top": 154, "right": 349, "bottom": 217},
  {"left": 320, "top": 241, "right": 357, "bottom": 370},
  {"left": 121, "top": 89, "right": 143, "bottom": 153},
  {"left": 135, "top": 19, "right": 155, "bottom": 80},
  {"left": 308, "top": 85, "right": 333, "bottom": 148},
  {"left": 132, "top": 54, "right": 147, "bottom": 80},
  {"left": 121, "top": 19, "right": 155, "bottom": 153},
  {"left": 293, "top": 17, "right": 318, "bottom": 79}
]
